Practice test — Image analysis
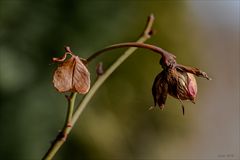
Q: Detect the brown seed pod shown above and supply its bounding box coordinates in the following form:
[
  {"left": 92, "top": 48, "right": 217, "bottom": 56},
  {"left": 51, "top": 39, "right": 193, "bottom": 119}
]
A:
[
  {"left": 152, "top": 57, "right": 211, "bottom": 115},
  {"left": 52, "top": 48, "right": 90, "bottom": 94}
]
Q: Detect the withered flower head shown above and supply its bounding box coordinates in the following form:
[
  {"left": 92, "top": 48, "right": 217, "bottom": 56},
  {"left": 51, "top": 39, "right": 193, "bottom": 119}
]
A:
[
  {"left": 52, "top": 46, "right": 90, "bottom": 94},
  {"left": 152, "top": 52, "right": 211, "bottom": 115}
]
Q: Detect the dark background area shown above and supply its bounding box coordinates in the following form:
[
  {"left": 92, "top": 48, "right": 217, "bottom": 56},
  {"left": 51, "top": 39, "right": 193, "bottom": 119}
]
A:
[{"left": 0, "top": 1, "right": 239, "bottom": 160}]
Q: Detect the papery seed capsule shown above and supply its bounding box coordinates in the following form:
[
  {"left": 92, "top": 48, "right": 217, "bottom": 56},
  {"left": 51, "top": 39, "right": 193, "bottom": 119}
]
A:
[
  {"left": 52, "top": 48, "right": 90, "bottom": 94},
  {"left": 150, "top": 45, "right": 210, "bottom": 114}
]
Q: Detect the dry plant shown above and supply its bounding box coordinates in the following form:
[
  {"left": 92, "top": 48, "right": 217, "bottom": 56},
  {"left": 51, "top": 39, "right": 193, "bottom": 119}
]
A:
[{"left": 42, "top": 14, "right": 211, "bottom": 160}]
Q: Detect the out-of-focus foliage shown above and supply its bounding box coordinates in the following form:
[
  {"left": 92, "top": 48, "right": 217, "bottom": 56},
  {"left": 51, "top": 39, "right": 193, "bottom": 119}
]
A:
[{"left": 0, "top": 1, "right": 239, "bottom": 160}]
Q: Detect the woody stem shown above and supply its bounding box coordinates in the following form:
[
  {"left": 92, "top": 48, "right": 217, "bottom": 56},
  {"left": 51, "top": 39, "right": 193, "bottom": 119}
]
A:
[{"left": 87, "top": 42, "right": 174, "bottom": 63}]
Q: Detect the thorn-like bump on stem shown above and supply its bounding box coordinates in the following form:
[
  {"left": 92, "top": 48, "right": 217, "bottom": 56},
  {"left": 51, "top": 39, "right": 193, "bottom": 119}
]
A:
[
  {"left": 66, "top": 122, "right": 72, "bottom": 128},
  {"left": 143, "top": 13, "right": 155, "bottom": 38},
  {"left": 96, "top": 62, "right": 104, "bottom": 76}
]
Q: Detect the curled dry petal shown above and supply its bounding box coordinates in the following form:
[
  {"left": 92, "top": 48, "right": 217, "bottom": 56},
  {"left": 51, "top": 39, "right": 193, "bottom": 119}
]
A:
[
  {"left": 176, "top": 64, "right": 211, "bottom": 80},
  {"left": 187, "top": 73, "right": 197, "bottom": 100},
  {"left": 152, "top": 71, "right": 168, "bottom": 109},
  {"left": 53, "top": 52, "right": 90, "bottom": 94}
]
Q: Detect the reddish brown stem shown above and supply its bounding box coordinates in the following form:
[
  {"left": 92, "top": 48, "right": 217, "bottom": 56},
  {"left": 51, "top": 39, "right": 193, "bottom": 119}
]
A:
[{"left": 87, "top": 42, "right": 176, "bottom": 63}]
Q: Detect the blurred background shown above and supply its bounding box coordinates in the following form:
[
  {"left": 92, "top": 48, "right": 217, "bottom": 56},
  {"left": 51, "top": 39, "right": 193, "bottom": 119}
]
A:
[{"left": 0, "top": 0, "right": 239, "bottom": 160}]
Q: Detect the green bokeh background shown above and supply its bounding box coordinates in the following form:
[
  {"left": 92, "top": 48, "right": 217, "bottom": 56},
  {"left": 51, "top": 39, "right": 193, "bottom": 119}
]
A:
[{"left": 0, "top": 1, "right": 239, "bottom": 160}]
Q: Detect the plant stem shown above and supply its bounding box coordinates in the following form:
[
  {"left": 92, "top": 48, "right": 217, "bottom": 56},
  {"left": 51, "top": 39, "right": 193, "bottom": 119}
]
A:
[
  {"left": 87, "top": 42, "right": 175, "bottom": 63},
  {"left": 64, "top": 92, "right": 77, "bottom": 131},
  {"left": 72, "top": 38, "right": 150, "bottom": 124},
  {"left": 42, "top": 92, "right": 77, "bottom": 160},
  {"left": 72, "top": 14, "right": 155, "bottom": 126},
  {"left": 42, "top": 14, "right": 155, "bottom": 160}
]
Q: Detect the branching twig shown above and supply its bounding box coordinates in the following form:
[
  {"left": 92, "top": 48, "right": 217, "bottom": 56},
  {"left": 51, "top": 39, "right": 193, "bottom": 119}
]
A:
[
  {"left": 72, "top": 14, "right": 155, "bottom": 125},
  {"left": 42, "top": 14, "right": 155, "bottom": 160}
]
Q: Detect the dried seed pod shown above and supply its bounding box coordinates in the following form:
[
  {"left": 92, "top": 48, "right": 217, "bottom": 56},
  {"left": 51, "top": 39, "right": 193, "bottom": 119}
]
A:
[
  {"left": 152, "top": 57, "right": 211, "bottom": 114},
  {"left": 52, "top": 48, "right": 90, "bottom": 94}
]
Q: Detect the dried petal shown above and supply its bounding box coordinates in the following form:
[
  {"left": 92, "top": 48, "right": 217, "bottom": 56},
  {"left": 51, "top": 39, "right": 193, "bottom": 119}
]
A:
[
  {"left": 152, "top": 71, "right": 168, "bottom": 109},
  {"left": 176, "top": 64, "right": 211, "bottom": 80},
  {"left": 186, "top": 73, "right": 197, "bottom": 101},
  {"left": 72, "top": 56, "right": 90, "bottom": 94},
  {"left": 53, "top": 56, "right": 75, "bottom": 92},
  {"left": 53, "top": 53, "right": 90, "bottom": 94},
  {"left": 167, "top": 68, "right": 197, "bottom": 102}
]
